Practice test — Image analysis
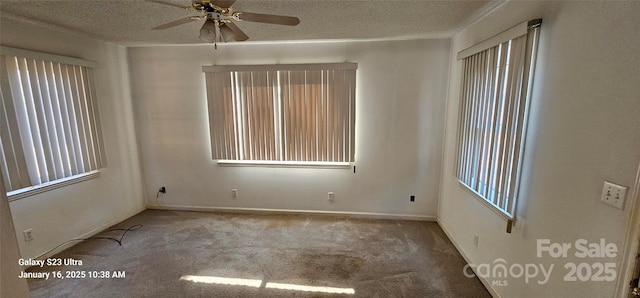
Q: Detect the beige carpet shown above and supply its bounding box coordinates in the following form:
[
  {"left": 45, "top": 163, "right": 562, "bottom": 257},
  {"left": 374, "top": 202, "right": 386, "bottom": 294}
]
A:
[{"left": 26, "top": 210, "right": 490, "bottom": 297}]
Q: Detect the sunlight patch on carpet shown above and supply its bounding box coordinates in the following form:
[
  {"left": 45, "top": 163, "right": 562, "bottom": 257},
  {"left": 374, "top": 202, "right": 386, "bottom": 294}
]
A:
[
  {"left": 180, "top": 275, "right": 355, "bottom": 294},
  {"left": 179, "top": 275, "right": 261, "bottom": 287}
]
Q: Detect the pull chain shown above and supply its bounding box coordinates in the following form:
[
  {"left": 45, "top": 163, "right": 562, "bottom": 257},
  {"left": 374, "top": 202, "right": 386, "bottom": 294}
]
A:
[{"left": 214, "top": 20, "right": 222, "bottom": 50}]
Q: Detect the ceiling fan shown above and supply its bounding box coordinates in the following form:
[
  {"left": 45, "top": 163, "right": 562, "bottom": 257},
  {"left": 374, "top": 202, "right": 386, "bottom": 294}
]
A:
[{"left": 149, "top": 0, "right": 300, "bottom": 46}]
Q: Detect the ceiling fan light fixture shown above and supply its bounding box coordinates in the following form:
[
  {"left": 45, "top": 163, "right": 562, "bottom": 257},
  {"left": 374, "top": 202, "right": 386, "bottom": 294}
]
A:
[
  {"left": 219, "top": 23, "right": 236, "bottom": 42},
  {"left": 199, "top": 19, "right": 217, "bottom": 42}
]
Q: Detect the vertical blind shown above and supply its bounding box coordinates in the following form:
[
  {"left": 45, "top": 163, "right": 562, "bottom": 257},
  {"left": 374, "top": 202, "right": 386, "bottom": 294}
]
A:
[
  {"left": 456, "top": 21, "right": 541, "bottom": 220},
  {"left": 0, "top": 50, "right": 106, "bottom": 192},
  {"left": 204, "top": 63, "right": 356, "bottom": 163}
]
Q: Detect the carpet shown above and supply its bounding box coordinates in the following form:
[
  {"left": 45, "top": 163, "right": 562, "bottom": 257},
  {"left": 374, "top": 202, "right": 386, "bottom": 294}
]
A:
[{"left": 26, "top": 210, "right": 490, "bottom": 297}]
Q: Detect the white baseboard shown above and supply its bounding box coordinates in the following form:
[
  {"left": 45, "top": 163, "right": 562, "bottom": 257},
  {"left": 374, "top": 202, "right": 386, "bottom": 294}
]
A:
[
  {"left": 147, "top": 205, "right": 436, "bottom": 222},
  {"left": 437, "top": 217, "right": 501, "bottom": 298},
  {"left": 33, "top": 205, "right": 146, "bottom": 261}
]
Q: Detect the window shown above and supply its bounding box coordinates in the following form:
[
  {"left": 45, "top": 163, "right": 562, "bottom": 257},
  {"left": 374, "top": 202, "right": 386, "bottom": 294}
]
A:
[
  {"left": 203, "top": 63, "right": 356, "bottom": 165},
  {"left": 455, "top": 20, "right": 541, "bottom": 227},
  {"left": 0, "top": 47, "right": 106, "bottom": 198}
]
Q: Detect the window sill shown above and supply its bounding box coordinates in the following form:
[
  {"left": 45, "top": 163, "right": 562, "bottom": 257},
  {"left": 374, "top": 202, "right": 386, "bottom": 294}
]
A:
[
  {"left": 457, "top": 180, "right": 518, "bottom": 233},
  {"left": 217, "top": 160, "right": 352, "bottom": 169},
  {"left": 457, "top": 180, "right": 514, "bottom": 221},
  {"left": 7, "top": 171, "right": 101, "bottom": 202}
]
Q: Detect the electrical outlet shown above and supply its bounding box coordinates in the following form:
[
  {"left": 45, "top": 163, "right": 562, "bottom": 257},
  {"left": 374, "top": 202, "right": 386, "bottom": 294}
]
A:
[
  {"left": 328, "top": 192, "right": 334, "bottom": 202},
  {"left": 410, "top": 195, "right": 415, "bottom": 202},
  {"left": 474, "top": 234, "right": 479, "bottom": 247},
  {"left": 158, "top": 187, "right": 166, "bottom": 193},
  {"left": 24, "top": 229, "right": 33, "bottom": 242},
  {"left": 232, "top": 189, "right": 238, "bottom": 198},
  {"left": 600, "top": 181, "right": 627, "bottom": 210}
]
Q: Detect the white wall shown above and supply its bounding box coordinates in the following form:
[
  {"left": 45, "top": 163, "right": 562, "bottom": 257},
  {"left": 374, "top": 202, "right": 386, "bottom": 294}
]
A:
[
  {"left": 0, "top": 15, "right": 145, "bottom": 259},
  {"left": 439, "top": 1, "right": 640, "bottom": 297},
  {"left": 0, "top": 171, "right": 29, "bottom": 298},
  {"left": 128, "top": 39, "right": 450, "bottom": 219}
]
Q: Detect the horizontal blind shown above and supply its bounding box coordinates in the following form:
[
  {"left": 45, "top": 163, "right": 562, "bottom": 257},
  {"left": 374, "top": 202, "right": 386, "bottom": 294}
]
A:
[
  {"left": 456, "top": 23, "right": 540, "bottom": 219},
  {"left": 205, "top": 64, "right": 356, "bottom": 163},
  {"left": 0, "top": 53, "right": 106, "bottom": 192}
]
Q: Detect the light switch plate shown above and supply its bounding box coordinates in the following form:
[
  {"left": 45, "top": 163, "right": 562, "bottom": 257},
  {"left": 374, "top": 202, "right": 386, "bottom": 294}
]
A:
[{"left": 600, "top": 181, "right": 627, "bottom": 210}]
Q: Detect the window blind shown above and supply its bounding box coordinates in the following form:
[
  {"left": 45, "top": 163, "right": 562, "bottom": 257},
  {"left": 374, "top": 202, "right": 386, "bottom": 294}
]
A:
[
  {"left": 0, "top": 49, "right": 106, "bottom": 193},
  {"left": 204, "top": 63, "right": 356, "bottom": 163},
  {"left": 456, "top": 20, "right": 541, "bottom": 225}
]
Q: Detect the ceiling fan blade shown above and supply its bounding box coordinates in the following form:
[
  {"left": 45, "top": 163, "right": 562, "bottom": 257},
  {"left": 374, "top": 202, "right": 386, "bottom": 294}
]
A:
[
  {"left": 211, "top": 0, "right": 237, "bottom": 9},
  {"left": 152, "top": 17, "right": 200, "bottom": 30},
  {"left": 145, "top": 0, "right": 191, "bottom": 10},
  {"left": 237, "top": 12, "right": 300, "bottom": 26},
  {"left": 223, "top": 22, "right": 249, "bottom": 41}
]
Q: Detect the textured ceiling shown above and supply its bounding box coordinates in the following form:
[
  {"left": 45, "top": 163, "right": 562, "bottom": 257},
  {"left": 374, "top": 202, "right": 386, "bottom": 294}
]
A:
[{"left": 0, "top": 0, "right": 500, "bottom": 45}]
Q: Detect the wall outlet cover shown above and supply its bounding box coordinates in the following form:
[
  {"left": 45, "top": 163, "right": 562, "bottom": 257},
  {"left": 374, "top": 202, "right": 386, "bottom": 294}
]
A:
[{"left": 23, "top": 229, "right": 33, "bottom": 242}]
